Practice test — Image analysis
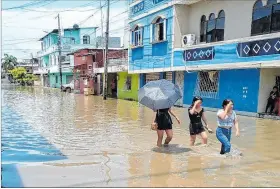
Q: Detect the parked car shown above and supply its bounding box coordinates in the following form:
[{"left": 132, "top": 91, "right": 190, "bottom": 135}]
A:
[{"left": 62, "top": 80, "right": 74, "bottom": 93}]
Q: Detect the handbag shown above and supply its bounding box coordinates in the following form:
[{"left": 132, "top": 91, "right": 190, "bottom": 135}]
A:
[
  {"left": 151, "top": 110, "right": 158, "bottom": 130},
  {"left": 151, "top": 122, "right": 158, "bottom": 130}
]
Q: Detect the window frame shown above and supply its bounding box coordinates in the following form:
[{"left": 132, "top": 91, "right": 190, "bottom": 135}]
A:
[
  {"left": 152, "top": 17, "right": 166, "bottom": 42},
  {"left": 131, "top": 25, "right": 143, "bottom": 47},
  {"left": 83, "top": 35, "right": 90, "bottom": 44},
  {"left": 203, "top": 11, "right": 225, "bottom": 43},
  {"left": 251, "top": 0, "right": 280, "bottom": 36},
  {"left": 200, "top": 15, "right": 207, "bottom": 42},
  {"left": 124, "top": 76, "right": 132, "bottom": 91}
]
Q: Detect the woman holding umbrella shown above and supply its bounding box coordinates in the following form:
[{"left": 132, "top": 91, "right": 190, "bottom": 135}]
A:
[
  {"left": 138, "top": 79, "right": 183, "bottom": 147},
  {"left": 153, "top": 108, "right": 181, "bottom": 147}
]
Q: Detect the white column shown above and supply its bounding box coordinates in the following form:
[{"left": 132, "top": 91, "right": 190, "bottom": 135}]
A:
[
  {"left": 150, "top": 24, "right": 153, "bottom": 43},
  {"left": 163, "top": 19, "right": 167, "bottom": 41}
]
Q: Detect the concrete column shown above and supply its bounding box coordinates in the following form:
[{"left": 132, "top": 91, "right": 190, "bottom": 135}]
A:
[{"left": 140, "top": 73, "right": 146, "bottom": 88}]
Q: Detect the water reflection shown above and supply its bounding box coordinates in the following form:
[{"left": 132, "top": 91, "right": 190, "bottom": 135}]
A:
[{"left": 1, "top": 85, "right": 280, "bottom": 187}]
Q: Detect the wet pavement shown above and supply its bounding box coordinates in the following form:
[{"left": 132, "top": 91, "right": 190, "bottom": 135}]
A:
[{"left": 1, "top": 84, "right": 280, "bottom": 187}]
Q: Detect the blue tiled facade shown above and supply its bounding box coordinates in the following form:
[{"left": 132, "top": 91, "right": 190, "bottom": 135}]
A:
[
  {"left": 129, "top": 6, "right": 173, "bottom": 72},
  {"left": 129, "top": 0, "right": 170, "bottom": 17},
  {"left": 174, "top": 37, "right": 280, "bottom": 67},
  {"left": 128, "top": 0, "right": 280, "bottom": 114}
]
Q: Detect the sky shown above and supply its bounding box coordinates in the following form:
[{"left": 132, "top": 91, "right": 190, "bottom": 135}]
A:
[{"left": 2, "top": 0, "right": 128, "bottom": 60}]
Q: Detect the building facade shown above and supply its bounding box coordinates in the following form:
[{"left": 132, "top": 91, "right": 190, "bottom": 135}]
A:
[
  {"left": 36, "top": 25, "right": 98, "bottom": 88},
  {"left": 128, "top": 0, "right": 280, "bottom": 115}
]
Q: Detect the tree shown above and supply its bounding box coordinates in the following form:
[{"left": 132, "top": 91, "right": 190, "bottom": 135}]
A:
[
  {"left": 8, "top": 67, "right": 37, "bottom": 86},
  {"left": 1, "top": 54, "right": 18, "bottom": 72}
]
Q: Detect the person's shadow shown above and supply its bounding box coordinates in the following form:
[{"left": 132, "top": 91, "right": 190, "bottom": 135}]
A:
[{"left": 151, "top": 144, "right": 192, "bottom": 154}]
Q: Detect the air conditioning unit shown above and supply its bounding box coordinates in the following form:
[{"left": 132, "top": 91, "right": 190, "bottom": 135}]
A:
[{"left": 182, "top": 34, "right": 196, "bottom": 47}]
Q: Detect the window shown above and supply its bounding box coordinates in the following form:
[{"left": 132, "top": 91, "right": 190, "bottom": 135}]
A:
[
  {"left": 131, "top": 25, "right": 143, "bottom": 47},
  {"left": 193, "top": 71, "right": 220, "bottom": 99},
  {"left": 206, "top": 13, "right": 216, "bottom": 43},
  {"left": 271, "top": 3, "right": 280, "bottom": 32},
  {"left": 204, "top": 11, "right": 225, "bottom": 43},
  {"left": 83, "top": 35, "right": 90, "bottom": 44},
  {"left": 216, "top": 10, "right": 225, "bottom": 41},
  {"left": 251, "top": 0, "right": 280, "bottom": 35},
  {"left": 152, "top": 17, "right": 166, "bottom": 42},
  {"left": 60, "top": 56, "right": 66, "bottom": 62},
  {"left": 124, "top": 76, "right": 132, "bottom": 90},
  {"left": 200, "top": 15, "right": 207, "bottom": 42}
]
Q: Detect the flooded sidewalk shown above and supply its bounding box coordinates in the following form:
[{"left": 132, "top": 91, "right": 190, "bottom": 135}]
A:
[{"left": 2, "top": 85, "right": 280, "bottom": 187}]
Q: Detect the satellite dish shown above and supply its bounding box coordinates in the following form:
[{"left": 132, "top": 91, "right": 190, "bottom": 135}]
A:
[{"left": 73, "top": 24, "right": 79, "bottom": 29}]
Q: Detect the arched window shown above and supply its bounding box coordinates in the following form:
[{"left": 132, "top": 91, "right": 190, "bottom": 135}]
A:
[
  {"left": 200, "top": 15, "right": 207, "bottom": 42},
  {"left": 271, "top": 1, "right": 280, "bottom": 32},
  {"left": 254, "top": 0, "right": 263, "bottom": 9},
  {"left": 83, "top": 35, "right": 90, "bottom": 44},
  {"left": 216, "top": 10, "right": 225, "bottom": 41},
  {"left": 251, "top": 0, "right": 280, "bottom": 35},
  {"left": 267, "top": 0, "right": 277, "bottom": 5},
  {"left": 131, "top": 25, "right": 143, "bottom": 47},
  {"left": 206, "top": 13, "right": 216, "bottom": 43},
  {"left": 151, "top": 16, "right": 166, "bottom": 42}
]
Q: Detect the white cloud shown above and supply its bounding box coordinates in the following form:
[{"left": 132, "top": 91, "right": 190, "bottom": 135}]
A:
[{"left": 2, "top": 3, "right": 128, "bottom": 60}]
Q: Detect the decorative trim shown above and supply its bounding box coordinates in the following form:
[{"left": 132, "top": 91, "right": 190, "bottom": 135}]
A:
[
  {"left": 175, "top": 32, "right": 280, "bottom": 51},
  {"left": 183, "top": 46, "right": 215, "bottom": 62},
  {"left": 237, "top": 37, "right": 280, "bottom": 57},
  {"left": 128, "top": 60, "right": 280, "bottom": 73},
  {"left": 129, "top": 0, "right": 143, "bottom": 7},
  {"left": 129, "top": 1, "right": 174, "bottom": 23}
]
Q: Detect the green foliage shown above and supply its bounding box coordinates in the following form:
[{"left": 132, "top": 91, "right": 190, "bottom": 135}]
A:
[
  {"left": 8, "top": 67, "right": 37, "bottom": 86},
  {"left": 1, "top": 54, "right": 18, "bottom": 72}
]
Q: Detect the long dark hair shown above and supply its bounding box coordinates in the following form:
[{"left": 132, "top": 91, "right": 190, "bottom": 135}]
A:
[
  {"left": 190, "top": 96, "right": 203, "bottom": 108},
  {"left": 222, "top": 99, "right": 233, "bottom": 108}
]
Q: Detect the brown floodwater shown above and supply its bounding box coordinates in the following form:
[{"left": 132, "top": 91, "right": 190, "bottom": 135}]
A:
[{"left": 2, "top": 85, "right": 280, "bottom": 187}]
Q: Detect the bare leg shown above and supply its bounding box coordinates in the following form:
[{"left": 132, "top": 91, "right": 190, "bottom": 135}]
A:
[
  {"left": 190, "top": 135, "right": 196, "bottom": 146},
  {"left": 164, "top": 129, "right": 173, "bottom": 145},
  {"left": 157, "top": 130, "right": 164, "bottom": 147},
  {"left": 200, "top": 131, "right": 208, "bottom": 145}
]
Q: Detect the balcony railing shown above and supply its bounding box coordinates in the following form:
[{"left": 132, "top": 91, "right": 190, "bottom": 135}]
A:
[{"left": 108, "top": 58, "right": 128, "bottom": 66}]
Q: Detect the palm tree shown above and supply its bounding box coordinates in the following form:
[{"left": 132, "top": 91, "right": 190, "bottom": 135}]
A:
[{"left": 1, "top": 54, "right": 18, "bottom": 73}]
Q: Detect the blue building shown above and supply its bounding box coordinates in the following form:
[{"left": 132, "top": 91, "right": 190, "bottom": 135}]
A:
[
  {"left": 128, "top": 0, "right": 280, "bottom": 115},
  {"left": 36, "top": 25, "right": 97, "bottom": 88}
]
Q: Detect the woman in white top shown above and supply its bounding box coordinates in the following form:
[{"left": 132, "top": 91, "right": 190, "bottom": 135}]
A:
[{"left": 216, "top": 99, "right": 240, "bottom": 155}]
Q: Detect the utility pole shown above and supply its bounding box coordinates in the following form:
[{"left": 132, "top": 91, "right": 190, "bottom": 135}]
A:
[
  {"left": 103, "top": 0, "right": 110, "bottom": 100},
  {"left": 30, "top": 53, "right": 34, "bottom": 74},
  {"left": 100, "top": 0, "right": 105, "bottom": 70},
  {"left": 56, "top": 14, "right": 63, "bottom": 91}
]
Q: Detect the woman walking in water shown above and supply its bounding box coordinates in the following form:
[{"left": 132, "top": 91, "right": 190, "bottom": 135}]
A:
[
  {"left": 188, "top": 96, "right": 213, "bottom": 146},
  {"left": 216, "top": 99, "right": 240, "bottom": 155},
  {"left": 153, "top": 108, "right": 181, "bottom": 147}
]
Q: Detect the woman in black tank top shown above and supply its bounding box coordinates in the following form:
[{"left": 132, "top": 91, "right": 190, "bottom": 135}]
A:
[{"left": 188, "top": 97, "right": 213, "bottom": 146}]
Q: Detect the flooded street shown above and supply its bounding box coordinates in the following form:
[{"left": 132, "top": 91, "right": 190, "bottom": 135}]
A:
[{"left": 2, "top": 85, "right": 280, "bottom": 187}]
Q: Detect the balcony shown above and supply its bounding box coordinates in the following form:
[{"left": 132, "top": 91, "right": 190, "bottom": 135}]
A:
[
  {"left": 173, "top": 33, "right": 280, "bottom": 71},
  {"left": 49, "top": 64, "right": 73, "bottom": 74},
  {"left": 33, "top": 67, "right": 49, "bottom": 75},
  {"left": 37, "top": 44, "right": 95, "bottom": 57},
  {"left": 93, "top": 58, "right": 128, "bottom": 73}
]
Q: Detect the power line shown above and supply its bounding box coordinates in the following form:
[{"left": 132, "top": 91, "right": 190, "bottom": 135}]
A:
[
  {"left": 3, "top": 40, "right": 40, "bottom": 46},
  {"left": 3, "top": 38, "right": 41, "bottom": 42},
  {"left": 3, "top": 0, "right": 56, "bottom": 10}
]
